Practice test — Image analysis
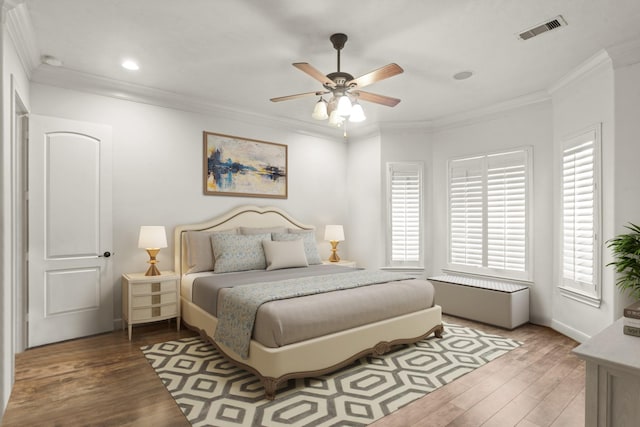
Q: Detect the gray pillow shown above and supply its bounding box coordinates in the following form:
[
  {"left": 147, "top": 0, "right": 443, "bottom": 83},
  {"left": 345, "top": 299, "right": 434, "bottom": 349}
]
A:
[
  {"left": 210, "top": 233, "right": 271, "bottom": 273},
  {"left": 185, "top": 228, "right": 237, "bottom": 274},
  {"left": 239, "top": 226, "right": 288, "bottom": 235}
]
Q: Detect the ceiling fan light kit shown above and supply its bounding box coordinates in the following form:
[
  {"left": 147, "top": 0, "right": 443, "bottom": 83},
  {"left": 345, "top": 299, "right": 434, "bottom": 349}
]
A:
[{"left": 271, "top": 33, "right": 403, "bottom": 130}]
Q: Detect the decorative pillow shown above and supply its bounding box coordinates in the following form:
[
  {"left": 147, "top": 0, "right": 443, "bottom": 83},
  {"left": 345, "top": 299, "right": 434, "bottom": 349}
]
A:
[
  {"left": 185, "top": 228, "right": 237, "bottom": 274},
  {"left": 210, "top": 233, "right": 271, "bottom": 273},
  {"left": 262, "top": 239, "right": 309, "bottom": 271},
  {"left": 273, "top": 230, "right": 322, "bottom": 265},
  {"left": 239, "top": 226, "right": 287, "bottom": 235}
]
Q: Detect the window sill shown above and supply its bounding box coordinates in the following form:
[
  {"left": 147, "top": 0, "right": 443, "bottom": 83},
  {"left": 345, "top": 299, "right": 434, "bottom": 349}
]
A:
[{"left": 558, "top": 286, "right": 601, "bottom": 308}]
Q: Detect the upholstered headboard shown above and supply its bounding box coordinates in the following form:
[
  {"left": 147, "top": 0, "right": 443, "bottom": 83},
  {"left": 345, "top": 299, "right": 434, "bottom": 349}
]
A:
[{"left": 174, "top": 205, "right": 314, "bottom": 277}]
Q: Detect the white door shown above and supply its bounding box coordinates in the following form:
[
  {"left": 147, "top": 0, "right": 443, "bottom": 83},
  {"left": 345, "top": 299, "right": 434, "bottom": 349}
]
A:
[{"left": 28, "top": 115, "right": 113, "bottom": 347}]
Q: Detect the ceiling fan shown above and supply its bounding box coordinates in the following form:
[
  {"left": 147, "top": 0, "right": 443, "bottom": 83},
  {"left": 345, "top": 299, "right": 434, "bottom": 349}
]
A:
[{"left": 270, "top": 33, "right": 404, "bottom": 126}]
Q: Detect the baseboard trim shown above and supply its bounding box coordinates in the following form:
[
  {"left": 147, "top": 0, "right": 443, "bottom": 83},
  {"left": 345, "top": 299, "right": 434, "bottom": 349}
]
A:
[{"left": 551, "top": 319, "right": 591, "bottom": 343}]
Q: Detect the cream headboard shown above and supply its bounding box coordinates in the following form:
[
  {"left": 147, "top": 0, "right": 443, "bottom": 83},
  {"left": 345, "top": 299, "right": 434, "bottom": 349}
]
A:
[{"left": 174, "top": 205, "right": 314, "bottom": 277}]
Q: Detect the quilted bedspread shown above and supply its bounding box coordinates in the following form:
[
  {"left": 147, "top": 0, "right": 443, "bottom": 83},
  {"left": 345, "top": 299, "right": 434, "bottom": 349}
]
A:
[{"left": 214, "top": 270, "right": 409, "bottom": 359}]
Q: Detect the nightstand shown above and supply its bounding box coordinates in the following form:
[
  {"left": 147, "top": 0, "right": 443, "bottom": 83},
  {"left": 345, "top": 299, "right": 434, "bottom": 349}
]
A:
[
  {"left": 122, "top": 271, "right": 180, "bottom": 340},
  {"left": 323, "top": 260, "right": 357, "bottom": 268}
]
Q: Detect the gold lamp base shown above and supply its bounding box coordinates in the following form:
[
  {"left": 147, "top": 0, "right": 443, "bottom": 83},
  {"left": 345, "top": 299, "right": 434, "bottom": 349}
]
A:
[
  {"left": 328, "top": 240, "right": 341, "bottom": 262},
  {"left": 144, "top": 248, "right": 162, "bottom": 276}
]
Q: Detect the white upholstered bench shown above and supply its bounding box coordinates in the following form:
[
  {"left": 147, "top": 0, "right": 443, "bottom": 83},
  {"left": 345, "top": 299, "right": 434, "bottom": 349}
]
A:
[{"left": 428, "top": 275, "right": 529, "bottom": 329}]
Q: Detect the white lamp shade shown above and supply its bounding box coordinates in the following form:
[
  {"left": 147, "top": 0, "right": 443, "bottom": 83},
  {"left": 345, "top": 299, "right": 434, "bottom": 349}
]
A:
[
  {"left": 138, "top": 226, "right": 167, "bottom": 249},
  {"left": 328, "top": 110, "right": 344, "bottom": 127},
  {"left": 324, "top": 225, "right": 345, "bottom": 242},
  {"left": 349, "top": 102, "right": 366, "bottom": 122},
  {"left": 311, "top": 98, "right": 328, "bottom": 120},
  {"left": 336, "top": 95, "right": 352, "bottom": 117}
]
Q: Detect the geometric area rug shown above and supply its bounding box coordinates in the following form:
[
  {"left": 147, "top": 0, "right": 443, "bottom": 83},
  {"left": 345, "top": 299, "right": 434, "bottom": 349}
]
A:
[{"left": 141, "top": 323, "right": 521, "bottom": 427}]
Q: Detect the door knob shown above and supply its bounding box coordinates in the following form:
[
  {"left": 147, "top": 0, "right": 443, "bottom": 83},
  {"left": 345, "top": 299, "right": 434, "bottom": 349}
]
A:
[{"left": 100, "top": 251, "right": 112, "bottom": 258}]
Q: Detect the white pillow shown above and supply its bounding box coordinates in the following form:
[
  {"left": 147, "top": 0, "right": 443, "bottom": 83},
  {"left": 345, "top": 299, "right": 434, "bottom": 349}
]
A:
[
  {"left": 273, "top": 230, "right": 322, "bottom": 265},
  {"left": 262, "top": 239, "right": 309, "bottom": 271},
  {"left": 210, "top": 233, "right": 270, "bottom": 273}
]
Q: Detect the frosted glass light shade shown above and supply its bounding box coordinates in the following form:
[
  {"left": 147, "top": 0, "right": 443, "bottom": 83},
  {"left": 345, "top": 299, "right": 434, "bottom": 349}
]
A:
[
  {"left": 336, "top": 95, "right": 352, "bottom": 117},
  {"left": 311, "top": 98, "right": 328, "bottom": 120},
  {"left": 349, "top": 102, "right": 366, "bottom": 122},
  {"left": 324, "top": 225, "right": 345, "bottom": 242},
  {"left": 328, "top": 110, "right": 344, "bottom": 127},
  {"left": 138, "top": 226, "right": 167, "bottom": 249}
]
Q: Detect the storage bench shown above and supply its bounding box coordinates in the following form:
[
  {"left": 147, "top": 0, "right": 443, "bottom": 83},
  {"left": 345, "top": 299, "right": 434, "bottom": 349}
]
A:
[{"left": 428, "top": 275, "right": 529, "bottom": 329}]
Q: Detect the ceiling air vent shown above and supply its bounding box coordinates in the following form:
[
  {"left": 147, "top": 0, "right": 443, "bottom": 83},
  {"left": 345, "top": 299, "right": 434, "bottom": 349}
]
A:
[{"left": 518, "top": 15, "right": 567, "bottom": 40}]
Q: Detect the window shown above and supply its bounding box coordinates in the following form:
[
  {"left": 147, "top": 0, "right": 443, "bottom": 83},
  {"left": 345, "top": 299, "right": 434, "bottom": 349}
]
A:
[
  {"left": 560, "top": 126, "right": 601, "bottom": 305},
  {"left": 448, "top": 148, "right": 531, "bottom": 281},
  {"left": 386, "top": 162, "right": 423, "bottom": 268}
]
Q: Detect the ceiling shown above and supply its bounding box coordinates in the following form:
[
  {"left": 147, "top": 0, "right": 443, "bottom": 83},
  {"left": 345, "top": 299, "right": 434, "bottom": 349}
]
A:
[{"left": 17, "top": 0, "right": 640, "bottom": 135}]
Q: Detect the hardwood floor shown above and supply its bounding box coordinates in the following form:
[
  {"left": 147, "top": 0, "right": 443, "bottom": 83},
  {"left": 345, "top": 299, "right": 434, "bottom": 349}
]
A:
[{"left": 1, "top": 316, "right": 584, "bottom": 427}]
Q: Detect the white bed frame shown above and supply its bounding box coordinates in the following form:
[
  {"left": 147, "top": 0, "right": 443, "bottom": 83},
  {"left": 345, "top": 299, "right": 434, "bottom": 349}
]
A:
[{"left": 174, "top": 205, "right": 443, "bottom": 400}]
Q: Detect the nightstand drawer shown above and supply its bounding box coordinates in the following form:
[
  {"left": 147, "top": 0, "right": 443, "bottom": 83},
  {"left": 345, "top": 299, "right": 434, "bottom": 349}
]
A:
[
  {"left": 131, "top": 281, "right": 176, "bottom": 295},
  {"left": 131, "top": 304, "right": 177, "bottom": 321},
  {"left": 131, "top": 291, "right": 177, "bottom": 307}
]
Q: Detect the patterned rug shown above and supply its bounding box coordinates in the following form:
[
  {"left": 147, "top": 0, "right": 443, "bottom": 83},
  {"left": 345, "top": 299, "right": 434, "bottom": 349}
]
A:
[{"left": 142, "top": 323, "right": 521, "bottom": 427}]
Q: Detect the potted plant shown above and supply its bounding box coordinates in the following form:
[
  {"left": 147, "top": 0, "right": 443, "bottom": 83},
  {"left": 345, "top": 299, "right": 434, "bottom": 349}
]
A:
[{"left": 607, "top": 223, "right": 640, "bottom": 299}]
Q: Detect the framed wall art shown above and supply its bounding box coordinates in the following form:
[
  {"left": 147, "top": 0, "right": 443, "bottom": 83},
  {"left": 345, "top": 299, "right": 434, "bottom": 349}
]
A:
[{"left": 203, "top": 131, "right": 288, "bottom": 198}]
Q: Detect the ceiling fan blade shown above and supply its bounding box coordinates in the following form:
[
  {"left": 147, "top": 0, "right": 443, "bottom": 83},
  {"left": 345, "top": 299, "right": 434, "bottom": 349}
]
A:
[
  {"left": 293, "top": 63, "right": 336, "bottom": 88},
  {"left": 353, "top": 90, "right": 401, "bottom": 107},
  {"left": 270, "top": 91, "right": 328, "bottom": 102},
  {"left": 348, "top": 63, "right": 404, "bottom": 88}
]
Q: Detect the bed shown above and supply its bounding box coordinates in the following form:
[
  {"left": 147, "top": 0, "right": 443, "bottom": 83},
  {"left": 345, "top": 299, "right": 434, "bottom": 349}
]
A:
[{"left": 174, "top": 205, "right": 443, "bottom": 400}]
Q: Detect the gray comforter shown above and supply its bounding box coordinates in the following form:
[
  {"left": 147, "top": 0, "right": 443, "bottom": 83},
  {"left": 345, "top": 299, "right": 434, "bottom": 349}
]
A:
[{"left": 191, "top": 265, "right": 435, "bottom": 349}]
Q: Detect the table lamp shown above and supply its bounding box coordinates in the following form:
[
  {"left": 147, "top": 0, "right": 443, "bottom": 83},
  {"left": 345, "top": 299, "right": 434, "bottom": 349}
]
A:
[
  {"left": 138, "top": 226, "right": 167, "bottom": 276},
  {"left": 324, "top": 225, "right": 345, "bottom": 262}
]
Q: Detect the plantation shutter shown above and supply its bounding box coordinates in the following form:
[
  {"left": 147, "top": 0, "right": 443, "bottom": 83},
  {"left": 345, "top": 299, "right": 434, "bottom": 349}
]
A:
[
  {"left": 388, "top": 163, "right": 422, "bottom": 265},
  {"left": 487, "top": 151, "right": 527, "bottom": 271},
  {"left": 562, "top": 138, "right": 595, "bottom": 288},
  {"left": 448, "top": 148, "right": 530, "bottom": 280},
  {"left": 449, "top": 157, "right": 483, "bottom": 267}
]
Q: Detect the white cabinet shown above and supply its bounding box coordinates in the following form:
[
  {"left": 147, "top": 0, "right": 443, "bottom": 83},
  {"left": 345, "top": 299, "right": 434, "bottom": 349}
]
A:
[
  {"left": 122, "top": 271, "right": 180, "bottom": 340},
  {"left": 573, "top": 318, "right": 640, "bottom": 426}
]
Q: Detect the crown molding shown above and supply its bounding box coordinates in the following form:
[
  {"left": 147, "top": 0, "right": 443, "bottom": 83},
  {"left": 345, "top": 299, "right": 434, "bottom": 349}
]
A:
[
  {"left": 31, "top": 65, "right": 344, "bottom": 140},
  {"left": 5, "top": 2, "right": 39, "bottom": 78},
  {"left": 1, "top": 0, "right": 24, "bottom": 14},
  {"left": 547, "top": 49, "right": 611, "bottom": 94},
  {"left": 430, "top": 91, "right": 550, "bottom": 131},
  {"left": 606, "top": 37, "right": 640, "bottom": 69}
]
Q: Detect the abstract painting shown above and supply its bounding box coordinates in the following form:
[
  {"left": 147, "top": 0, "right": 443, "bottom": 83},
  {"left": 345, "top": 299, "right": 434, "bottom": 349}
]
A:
[{"left": 203, "top": 132, "right": 287, "bottom": 198}]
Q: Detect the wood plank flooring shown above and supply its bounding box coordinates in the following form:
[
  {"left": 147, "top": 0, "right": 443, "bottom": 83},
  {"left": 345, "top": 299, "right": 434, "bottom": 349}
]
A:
[{"left": 1, "top": 315, "right": 584, "bottom": 426}]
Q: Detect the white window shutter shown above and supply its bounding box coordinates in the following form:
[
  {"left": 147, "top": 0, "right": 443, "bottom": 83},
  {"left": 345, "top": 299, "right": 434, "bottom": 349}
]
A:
[
  {"left": 447, "top": 149, "right": 530, "bottom": 280},
  {"left": 387, "top": 163, "right": 423, "bottom": 266},
  {"left": 487, "top": 151, "right": 527, "bottom": 272},
  {"left": 562, "top": 139, "right": 596, "bottom": 288},
  {"left": 449, "top": 157, "right": 483, "bottom": 267}
]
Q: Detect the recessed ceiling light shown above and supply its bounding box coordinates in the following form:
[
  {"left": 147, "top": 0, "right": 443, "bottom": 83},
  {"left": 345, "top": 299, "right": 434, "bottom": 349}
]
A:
[
  {"left": 121, "top": 60, "right": 139, "bottom": 71},
  {"left": 453, "top": 71, "right": 473, "bottom": 80}
]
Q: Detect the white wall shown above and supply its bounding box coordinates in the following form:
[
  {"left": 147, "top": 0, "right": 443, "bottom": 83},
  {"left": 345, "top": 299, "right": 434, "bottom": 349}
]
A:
[
  {"left": 549, "top": 55, "right": 615, "bottom": 341},
  {"left": 612, "top": 58, "right": 640, "bottom": 315},
  {"left": 29, "top": 83, "right": 349, "bottom": 326},
  {"left": 1, "top": 12, "right": 31, "bottom": 417},
  {"left": 429, "top": 101, "right": 555, "bottom": 325},
  {"left": 379, "top": 126, "right": 433, "bottom": 274},
  {"left": 346, "top": 131, "right": 382, "bottom": 268}
]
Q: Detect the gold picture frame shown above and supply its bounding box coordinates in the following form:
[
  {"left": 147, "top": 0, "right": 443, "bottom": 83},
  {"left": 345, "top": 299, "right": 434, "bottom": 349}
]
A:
[{"left": 203, "top": 131, "right": 287, "bottom": 199}]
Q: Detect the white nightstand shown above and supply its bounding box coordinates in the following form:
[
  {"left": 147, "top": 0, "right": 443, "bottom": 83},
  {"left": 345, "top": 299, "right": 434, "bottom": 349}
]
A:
[
  {"left": 122, "top": 271, "right": 180, "bottom": 340},
  {"left": 323, "top": 260, "right": 357, "bottom": 268}
]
